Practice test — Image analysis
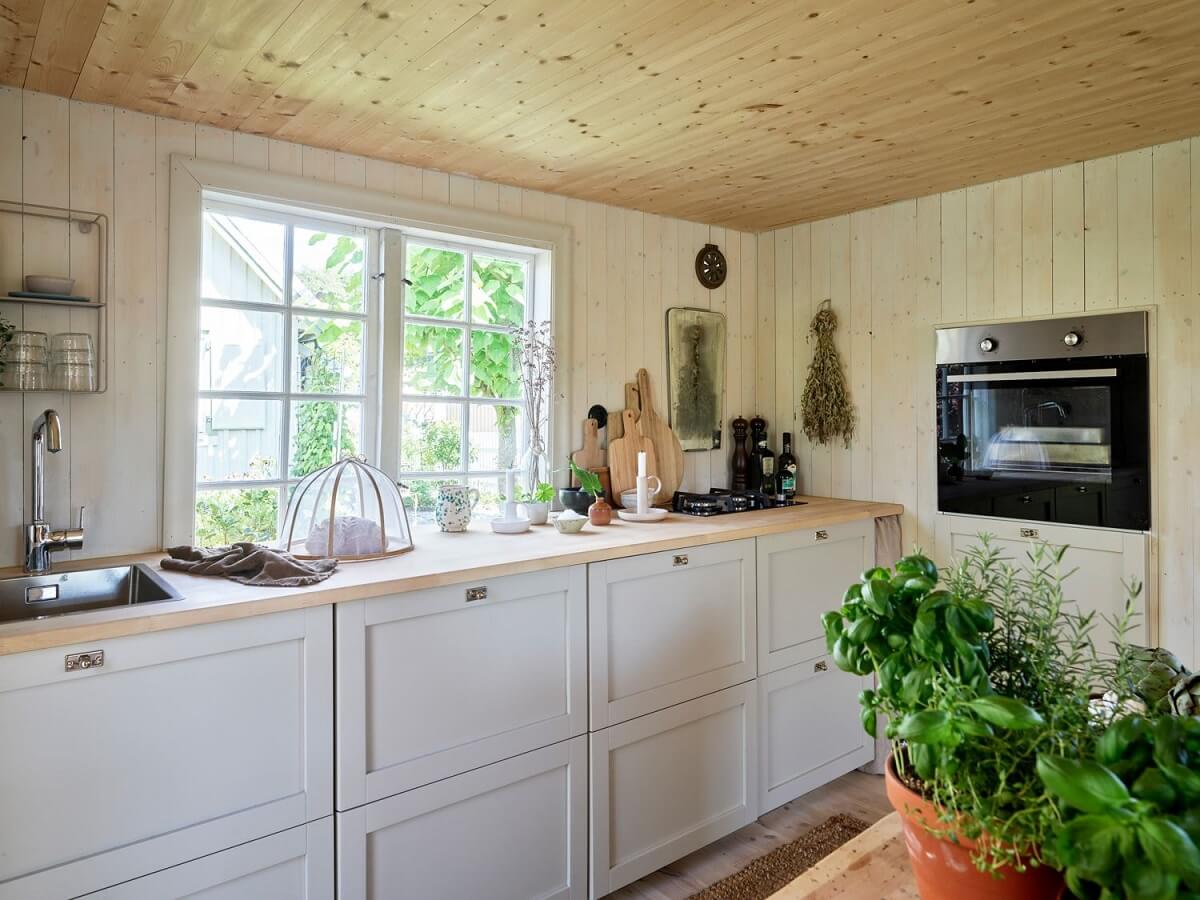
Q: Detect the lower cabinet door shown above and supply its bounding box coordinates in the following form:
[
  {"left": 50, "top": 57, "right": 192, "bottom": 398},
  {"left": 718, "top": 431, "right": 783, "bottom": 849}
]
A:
[
  {"left": 337, "top": 737, "right": 587, "bottom": 900},
  {"left": 935, "top": 513, "right": 1148, "bottom": 647},
  {"left": 758, "top": 657, "right": 873, "bottom": 815},
  {"left": 590, "top": 682, "right": 758, "bottom": 898},
  {"left": 85, "top": 818, "right": 333, "bottom": 900},
  {"left": 0, "top": 607, "right": 333, "bottom": 900}
]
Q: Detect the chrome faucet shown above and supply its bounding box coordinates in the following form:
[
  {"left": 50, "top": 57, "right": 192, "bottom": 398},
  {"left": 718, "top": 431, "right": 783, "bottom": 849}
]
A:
[{"left": 24, "top": 409, "right": 84, "bottom": 574}]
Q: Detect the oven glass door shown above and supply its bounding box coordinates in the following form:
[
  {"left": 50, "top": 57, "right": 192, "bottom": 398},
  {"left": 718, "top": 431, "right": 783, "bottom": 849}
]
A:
[{"left": 936, "top": 355, "right": 1149, "bottom": 530}]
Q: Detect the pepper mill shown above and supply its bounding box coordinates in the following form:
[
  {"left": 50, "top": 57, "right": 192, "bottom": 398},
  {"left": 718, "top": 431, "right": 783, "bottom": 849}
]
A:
[{"left": 730, "top": 415, "right": 750, "bottom": 490}]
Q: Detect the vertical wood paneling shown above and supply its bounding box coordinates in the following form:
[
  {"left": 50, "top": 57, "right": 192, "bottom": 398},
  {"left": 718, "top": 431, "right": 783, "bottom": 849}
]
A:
[
  {"left": 772, "top": 227, "right": 793, "bottom": 485},
  {"left": 869, "top": 204, "right": 895, "bottom": 523},
  {"left": 233, "top": 133, "right": 268, "bottom": 170},
  {"left": 302, "top": 146, "right": 335, "bottom": 183},
  {"left": 586, "top": 202, "right": 607, "bottom": 432},
  {"left": 739, "top": 230, "right": 756, "bottom": 422},
  {"left": 604, "top": 206, "right": 626, "bottom": 426},
  {"left": 564, "top": 197, "right": 588, "bottom": 459},
  {"left": 805, "top": 221, "right": 827, "bottom": 497},
  {"left": 267, "top": 139, "right": 302, "bottom": 176},
  {"left": 1052, "top": 163, "right": 1085, "bottom": 313},
  {"left": 848, "top": 210, "right": 872, "bottom": 501},
  {"left": 965, "top": 184, "right": 994, "bottom": 322},
  {"left": 993, "top": 177, "right": 1022, "bottom": 319},
  {"left": 196, "top": 125, "right": 233, "bottom": 163},
  {"left": 0, "top": 88, "right": 24, "bottom": 563},
  {"left": 1118, "top": 147, "right": 1154, "bottom": 307},
  {"left": 913, "top": 196, "right": 941, "bottom": 553},
  {"left": 828, "top": 215, "right": 852, "bottom": 500},
  {"left": 755, "top": 229, "right": 775, "bottom": 421},
  {"left": 1021, "top": 169, "right": 1053, "bottom": 316},
  {"left": 891, "top": 201, "right": 919, "bottom": 546},
  {"left": 940, "top": 189, "right": 966, "bottom": 323},
  {"left": 1152, "top": 140, "right": 1193, "bottom": 658},
  {"left": 448, "top": 173, "right": 473, "bottom": 207},
  {"left": 1084, "top": 155, "right": 1118, "bottom": 310}
]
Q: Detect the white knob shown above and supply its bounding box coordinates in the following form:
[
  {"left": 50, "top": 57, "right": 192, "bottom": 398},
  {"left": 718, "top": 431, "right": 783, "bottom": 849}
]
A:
[
  {"left": 1063, "top": 331, "right": 1081, "bottom": 347},
  {"left": 979, "top": 337, "right": 996, "bottom": 353}
]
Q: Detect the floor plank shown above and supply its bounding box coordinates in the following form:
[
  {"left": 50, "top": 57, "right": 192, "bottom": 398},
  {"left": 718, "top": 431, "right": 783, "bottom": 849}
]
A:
[{"left": 607, "top": 771, "right": 891, "bottom": 899}]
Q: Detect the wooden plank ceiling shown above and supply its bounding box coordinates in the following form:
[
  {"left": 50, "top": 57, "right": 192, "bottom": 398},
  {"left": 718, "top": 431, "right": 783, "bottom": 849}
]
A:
[{"left": 2, "top": 0, "right": 1198, "bottom": 230}]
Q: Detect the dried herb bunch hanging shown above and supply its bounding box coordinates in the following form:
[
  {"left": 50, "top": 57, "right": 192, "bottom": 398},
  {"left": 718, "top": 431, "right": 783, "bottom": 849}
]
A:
[{"left": 801, "top": 299, "right": 855, "bottom": 447}]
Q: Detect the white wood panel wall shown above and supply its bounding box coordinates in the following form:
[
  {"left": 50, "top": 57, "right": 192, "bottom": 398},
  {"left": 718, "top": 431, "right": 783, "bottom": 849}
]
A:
[
  {"left": 757, "top": 139, "right": 1199, "bottom": 665},
  {"left": 0, "top": 87, "right": 757, "bottom": 567}
]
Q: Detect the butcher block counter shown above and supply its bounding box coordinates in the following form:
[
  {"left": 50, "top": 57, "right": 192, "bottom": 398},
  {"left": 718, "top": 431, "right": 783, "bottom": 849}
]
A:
[{"left": 0, "top": 495, "right": 900, "bottom": 655}]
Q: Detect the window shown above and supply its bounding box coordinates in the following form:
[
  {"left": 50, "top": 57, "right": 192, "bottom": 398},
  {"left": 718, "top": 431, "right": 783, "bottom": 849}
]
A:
[
  {"left": 399, "top": 237, "right": 534, "bottom": 520},
  {"left": 194, "top": 202, "right": 374, "bottom": 546}
]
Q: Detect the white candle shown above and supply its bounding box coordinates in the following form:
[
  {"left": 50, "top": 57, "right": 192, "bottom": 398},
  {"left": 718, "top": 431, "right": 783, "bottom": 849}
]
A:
[
  {"left": 637, "top": 451, "right": 647, "bottom": 478},
  {"left": 504, "top": 468, "right": 517, "bottom": 520}
]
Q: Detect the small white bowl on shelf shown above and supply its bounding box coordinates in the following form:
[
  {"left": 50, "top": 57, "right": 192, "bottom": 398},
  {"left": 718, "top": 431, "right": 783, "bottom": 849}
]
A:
[
  {"left": 552, "top": 511, "right": 587, "bottom": 534},
  {"left": 25, "top": 275, "right": 75, "bottom": 295}
]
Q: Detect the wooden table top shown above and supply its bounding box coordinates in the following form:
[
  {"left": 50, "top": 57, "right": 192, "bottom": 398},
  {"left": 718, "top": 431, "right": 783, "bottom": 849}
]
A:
[{"left": 769, "top": 813, "right": 919, "bottom": 900}]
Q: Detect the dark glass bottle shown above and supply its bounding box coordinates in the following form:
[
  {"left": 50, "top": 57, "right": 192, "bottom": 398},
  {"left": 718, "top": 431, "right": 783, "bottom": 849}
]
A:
[{"left": 778, "top": 432, "right": 798, "bottom": 500}]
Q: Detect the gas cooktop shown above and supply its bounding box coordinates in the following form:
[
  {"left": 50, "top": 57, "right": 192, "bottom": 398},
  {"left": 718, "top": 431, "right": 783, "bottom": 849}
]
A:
[{"left": 671, "top": 489, "right": 805, "bottom": 517}]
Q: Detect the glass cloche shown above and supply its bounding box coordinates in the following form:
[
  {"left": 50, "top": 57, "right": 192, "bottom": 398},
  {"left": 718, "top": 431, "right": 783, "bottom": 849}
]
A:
[{"left": 280, "top": 457, "right": 413, "bottom": 561}]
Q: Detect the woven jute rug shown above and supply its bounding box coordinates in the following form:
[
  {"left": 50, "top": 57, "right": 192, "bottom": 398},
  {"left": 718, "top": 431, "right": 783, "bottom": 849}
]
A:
[{"left": 687, "top": 814, "right": 871, "bottom": 900}]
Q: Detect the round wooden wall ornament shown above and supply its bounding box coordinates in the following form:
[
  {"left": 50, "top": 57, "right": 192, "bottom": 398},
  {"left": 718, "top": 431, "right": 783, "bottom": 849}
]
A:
[{"left": 694, "top": 243, "right": 727, "bottom": 289}]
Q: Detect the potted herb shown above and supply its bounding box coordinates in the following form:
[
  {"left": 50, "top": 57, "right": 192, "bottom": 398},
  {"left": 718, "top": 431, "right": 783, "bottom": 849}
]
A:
[
  {"left": 566, "top": 458, "right": 610, "bottom": 525},
  {"left": 512, "top": 482, "right": 555, "bottom": 525},
  {"left": 824, "top": 541, "right": 1142, "bottom": 899}
]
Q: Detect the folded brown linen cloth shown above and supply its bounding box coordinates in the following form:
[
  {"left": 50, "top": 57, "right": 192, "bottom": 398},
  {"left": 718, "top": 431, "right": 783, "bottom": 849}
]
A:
[{"left": 162, "top": 543, "right": 338, "bottom": 586}]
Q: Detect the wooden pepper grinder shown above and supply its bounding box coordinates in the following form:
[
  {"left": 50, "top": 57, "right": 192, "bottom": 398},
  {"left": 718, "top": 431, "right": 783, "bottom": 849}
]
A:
[{"left": 730, "top": 415, "right": 750, "bottom": 490}]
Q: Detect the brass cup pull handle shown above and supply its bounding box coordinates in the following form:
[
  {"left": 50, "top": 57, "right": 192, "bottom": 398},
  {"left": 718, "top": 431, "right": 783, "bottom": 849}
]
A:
[
  {"left": 673, "top": 555, "right": 689, "bottom": 567},
  {"left": 1019, "top": 528, "right": 1040, "bottom": 539},
  {"left": 465, "top": 586, "right": 487, "bottom": 602},
  {"left": 814, "top": 660, "right": 828, "bottom": 672},
  {"left": 815, "top": 530, "right": 829, "bottom": 541},
  {"left": 65, "top": 650, "right": 103, "bottom": 672}
]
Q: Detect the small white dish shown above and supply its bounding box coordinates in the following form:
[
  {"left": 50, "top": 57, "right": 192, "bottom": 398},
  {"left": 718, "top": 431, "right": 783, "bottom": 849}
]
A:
[
  {"left": 617, "top": 508, "right": 669, "bottom": 523},
  {"left": 553, "top": 514, "right": 587, "bottom": 534},
  {"left": 490, "top": 516, "right": 531, "bottom": 534}
]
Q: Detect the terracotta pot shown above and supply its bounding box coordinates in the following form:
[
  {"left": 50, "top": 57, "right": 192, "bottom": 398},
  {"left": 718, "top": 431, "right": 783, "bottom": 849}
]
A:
[
  {"left": 587, "top": 497, "right": 612, "bottom": 526},
  {"left": 885, "top": 755, "right": 1064, "bottom": 900}
]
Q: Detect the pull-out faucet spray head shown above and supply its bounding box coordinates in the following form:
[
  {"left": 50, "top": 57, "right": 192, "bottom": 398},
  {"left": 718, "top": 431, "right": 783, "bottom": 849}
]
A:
[{"left": 35, "top": 409, "right": 62, "bottom": 452}]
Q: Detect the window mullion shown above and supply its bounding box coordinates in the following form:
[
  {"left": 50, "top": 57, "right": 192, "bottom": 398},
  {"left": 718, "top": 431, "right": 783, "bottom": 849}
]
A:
[
  {"left": 461, "top": 247, "right": 473, "bottom": 478},
  {"left": 280, "top": 223, "right": 295, "bottom": 508}
]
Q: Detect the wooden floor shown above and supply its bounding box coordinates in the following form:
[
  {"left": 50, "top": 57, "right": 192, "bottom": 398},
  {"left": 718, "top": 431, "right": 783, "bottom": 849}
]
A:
[{"left": 609, "top": 771, "right": 892, "bottom": 899}]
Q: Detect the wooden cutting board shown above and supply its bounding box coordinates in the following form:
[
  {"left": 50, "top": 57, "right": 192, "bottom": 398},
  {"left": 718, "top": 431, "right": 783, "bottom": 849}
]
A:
[
  {"left": 608, "top": 408, "right": 657, "bottom": 501},
  {"left": 635, "top": 368, "right": 683, "bottom": 502},
  {"left": 606, "top": 383, "right": 641, "bottom": 440},
  {"left": 571, "top": 418, "right": 606, "bottom": 474}
]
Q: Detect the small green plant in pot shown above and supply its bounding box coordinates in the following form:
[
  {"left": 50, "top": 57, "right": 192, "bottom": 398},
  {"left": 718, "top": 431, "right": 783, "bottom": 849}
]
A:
[
  {"left": 508, "top": 481, "right": 555, "bottom": 525},
  {"left": 823, "top": 540, "right": 1141, "bottom": 900},
  {"left": 566, "top": 458, "right": 610, "bottom": 525}
]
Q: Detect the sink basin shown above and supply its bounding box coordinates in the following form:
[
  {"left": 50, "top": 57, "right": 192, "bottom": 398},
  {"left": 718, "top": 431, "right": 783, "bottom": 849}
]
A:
[{"left": 0, "top": 564, "right": 182, "bottom": 623}]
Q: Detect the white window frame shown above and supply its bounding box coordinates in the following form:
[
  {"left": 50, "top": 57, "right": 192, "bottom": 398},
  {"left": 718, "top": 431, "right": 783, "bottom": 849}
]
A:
[
  {"left": 396, "top": 233, "right": 536, "bottom": 489},
  {"left": 194, "top": 199, "right": 378, "bottom": 537},
  {"left": 164, "top": 155, "right": 570, "bottom": 547}
]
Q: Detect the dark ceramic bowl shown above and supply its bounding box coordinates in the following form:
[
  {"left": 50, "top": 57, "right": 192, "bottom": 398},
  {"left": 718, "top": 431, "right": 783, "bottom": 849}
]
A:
[{"left": 558, "top": 488, "right": 594, "bottom": 516}]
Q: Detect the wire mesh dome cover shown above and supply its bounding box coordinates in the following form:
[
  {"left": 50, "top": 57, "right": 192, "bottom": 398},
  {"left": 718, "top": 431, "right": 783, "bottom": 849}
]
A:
[{"left": 280, "top": 457, "right": 413, "bottom": 561}]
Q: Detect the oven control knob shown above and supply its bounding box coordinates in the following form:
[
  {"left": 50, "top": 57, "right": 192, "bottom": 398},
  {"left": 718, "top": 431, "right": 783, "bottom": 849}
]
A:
[
  {"left": 978, "top": 337, "right": 997, "bottom": 353},
  {"left": 1063, "top": 331, "right": 1082, "bottom": 347}
]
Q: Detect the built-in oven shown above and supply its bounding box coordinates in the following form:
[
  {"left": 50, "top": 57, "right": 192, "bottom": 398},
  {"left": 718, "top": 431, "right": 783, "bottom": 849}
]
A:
[{"left": 935, "top": 311, "right": 1149, "bottom": 531}]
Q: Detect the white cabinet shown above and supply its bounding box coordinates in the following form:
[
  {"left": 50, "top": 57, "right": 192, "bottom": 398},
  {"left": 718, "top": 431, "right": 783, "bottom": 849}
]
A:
[
  {"left": 0, "top": 607, "right": 332, "bottom": 900},
  {"left": 588, "top": 539, "right": 756, "bottom": 729},
  {"left": 758, "top": 656, "right": 873, "bottom": 814},
  {"left": 337, "top": 736, "right": 588, "bottom": 900},
  {"left": 590, "top": 682, "right": 758, "bottom": 898},
  {"left": 86, "top": 818, "right": 333, "bottom": 900},
  {"left": 336, "top": 566, "right": 587, "bottom": 809},
  {"left": 756, "top": 520, "right": 872, "bottom": 674},
  {"left": 935, "top": 514, "right": 1148, "bottom": 646}
]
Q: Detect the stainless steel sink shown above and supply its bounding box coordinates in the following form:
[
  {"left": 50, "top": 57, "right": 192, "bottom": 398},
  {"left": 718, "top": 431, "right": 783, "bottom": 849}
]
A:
[{"left": 0, "top": 564, "right": 182, "bottom": 623}]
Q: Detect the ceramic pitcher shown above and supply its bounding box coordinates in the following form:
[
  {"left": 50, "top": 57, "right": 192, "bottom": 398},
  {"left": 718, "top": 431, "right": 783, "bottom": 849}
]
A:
[{"left": 434, "top": 483, "right": 479, "bottom": 532}]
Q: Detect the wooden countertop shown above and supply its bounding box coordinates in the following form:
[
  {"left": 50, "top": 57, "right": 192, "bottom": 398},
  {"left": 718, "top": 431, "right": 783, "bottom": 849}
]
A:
[
  {"left": 768, "top": 813, "right": 917, "bottom": 899},
  {"left": 0, "top": 496, "right": 901, "bottom": 656}
]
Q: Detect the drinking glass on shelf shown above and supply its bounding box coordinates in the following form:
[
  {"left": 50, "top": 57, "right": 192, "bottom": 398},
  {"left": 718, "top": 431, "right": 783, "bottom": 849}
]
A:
[
  {"left": 2, "top": 330, "right": 49, "bottom": 363},
  {"left": 50, "top": 332, "right": 95, "bottom": 358},
  {"left": 2, "top": 361, "right": 47, "bottom": 390},
  {"left": 51, "top": 361, "right": 96, "bottom": 392}
]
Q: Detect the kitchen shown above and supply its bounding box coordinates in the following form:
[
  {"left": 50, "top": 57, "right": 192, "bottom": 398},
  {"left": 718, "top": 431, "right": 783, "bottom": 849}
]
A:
[{"left": 0, "top": 2, "right": 1198, "bottom": 898}]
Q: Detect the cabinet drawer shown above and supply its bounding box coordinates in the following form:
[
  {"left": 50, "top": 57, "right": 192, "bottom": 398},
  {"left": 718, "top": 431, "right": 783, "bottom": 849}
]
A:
[
  {"left": 588, "top": 539, "right": 756, "bottom": 729},
  {"left": 758, "top": 657, "right": 873, "bottom": 814},
  {"left": 756, "top": 520, "right": 872, "bottom": 673},
  {"left": 337, "top": 737, "right": 587, "bottom": 900},
  {"left": 337, "top": 566, "right": 587, "bottom": 809},
  {"left": 86, "top": 818, "right": 333, "bottom": 899},
  {"left": 0, "top": 607, "right": 332, "bottom": 900},
  {"left": 590, "top": 682, "right": 758, "bottom": 898},
  {"left": 935, "top": 514, "right": 1148, "bottom": 646}
]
